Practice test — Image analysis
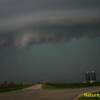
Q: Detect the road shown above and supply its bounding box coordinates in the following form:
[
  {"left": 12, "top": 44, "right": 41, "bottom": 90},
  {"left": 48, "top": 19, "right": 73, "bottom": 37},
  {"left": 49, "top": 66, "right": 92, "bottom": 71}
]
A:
[{"left": 0, "top": 84, "right": 100, "bottom": 100}]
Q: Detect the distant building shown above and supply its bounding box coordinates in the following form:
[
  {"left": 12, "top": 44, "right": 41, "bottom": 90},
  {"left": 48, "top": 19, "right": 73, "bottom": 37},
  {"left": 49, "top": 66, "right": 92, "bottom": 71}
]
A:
[
  {"left": 90, "top": 71, "right": 96, "bottom": 83},
  {"left": 85, "top": 72, "right": 91, "bottom": 83},
  {"left": 85, "top": 71, "right": 96, "bottom": 83}
]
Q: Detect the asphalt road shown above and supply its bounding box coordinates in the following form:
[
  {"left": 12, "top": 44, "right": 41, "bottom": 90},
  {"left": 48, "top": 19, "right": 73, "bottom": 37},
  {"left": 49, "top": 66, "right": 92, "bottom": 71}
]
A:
[{"left": 0, "top": 84, "right": 100, "bottom": 100}]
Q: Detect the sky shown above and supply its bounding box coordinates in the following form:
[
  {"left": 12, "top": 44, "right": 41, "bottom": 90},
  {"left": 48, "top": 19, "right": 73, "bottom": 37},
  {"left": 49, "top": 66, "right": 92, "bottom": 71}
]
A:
[{"left": 0, "top": 0, "right": 100, "bottom": 83}]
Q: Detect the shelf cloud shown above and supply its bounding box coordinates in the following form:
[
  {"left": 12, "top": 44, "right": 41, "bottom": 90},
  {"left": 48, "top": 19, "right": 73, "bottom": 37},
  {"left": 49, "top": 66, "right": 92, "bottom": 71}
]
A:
[{"left": 0, "top": 0, "right": 100, "bottom": 47}]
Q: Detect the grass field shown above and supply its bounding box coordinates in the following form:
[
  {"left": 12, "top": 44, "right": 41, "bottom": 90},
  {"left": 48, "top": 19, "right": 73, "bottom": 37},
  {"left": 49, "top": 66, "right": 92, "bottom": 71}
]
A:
[
  {"left": 42, "top": 82, "right": 100, "bottom": 89},
  {"left": 79, "top": 97, "right": 100, "bottom": 100},
  {"left": 0, "top": 83, "right": 33, "bottom": 93}
]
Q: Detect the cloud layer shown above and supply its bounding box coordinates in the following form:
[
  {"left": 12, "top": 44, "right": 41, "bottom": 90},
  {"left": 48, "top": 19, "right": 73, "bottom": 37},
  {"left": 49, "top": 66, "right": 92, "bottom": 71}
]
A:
[
  {"left": 0, "top": 1, "right": 100, "bottom": 48},
  {"left": 0, "top": 22, "right": 100, "bottom": 48}
]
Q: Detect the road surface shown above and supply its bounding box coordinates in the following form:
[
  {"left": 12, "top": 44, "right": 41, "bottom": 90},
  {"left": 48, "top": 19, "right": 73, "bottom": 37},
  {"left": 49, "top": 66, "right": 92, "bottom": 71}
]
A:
[{"left": 0, "top": 84, "right": 100, "bottom": 100}]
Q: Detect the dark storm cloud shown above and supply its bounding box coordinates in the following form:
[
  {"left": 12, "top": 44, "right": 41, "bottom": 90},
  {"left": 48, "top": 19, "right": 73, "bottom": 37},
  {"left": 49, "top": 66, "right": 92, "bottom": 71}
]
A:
[
  {"left": 0, "top": 0, "right": 100, "bottom": 16},
  {"left": 0, "top": 22, "right": 100, "bottom": 47},
  {"left": 0, "top": 0, "right": 100, "bottom": 47},
  {"left": 0, "top": 9, "right": 100, "bottom": 31},
  {"left": 0, "top": 10, "right": 100, "bottom": 47}
]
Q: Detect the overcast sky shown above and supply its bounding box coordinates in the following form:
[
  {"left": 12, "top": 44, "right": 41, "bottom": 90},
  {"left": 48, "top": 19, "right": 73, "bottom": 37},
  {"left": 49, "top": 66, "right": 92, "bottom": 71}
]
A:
[{"left": 0, "top": 0, "right": 100, "bottom": 83}]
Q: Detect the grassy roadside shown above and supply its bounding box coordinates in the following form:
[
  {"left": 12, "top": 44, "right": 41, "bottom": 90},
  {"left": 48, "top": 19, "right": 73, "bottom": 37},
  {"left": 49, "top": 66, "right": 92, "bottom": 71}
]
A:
[
  {"left": 79, "top": 97, "right": 100, "bottom": 100},
  {"left": 42, "top": 82, "right": 100, "bottom": 89},
  {"left": 0, "top": 84, "right": 34, "bottom": 93}
]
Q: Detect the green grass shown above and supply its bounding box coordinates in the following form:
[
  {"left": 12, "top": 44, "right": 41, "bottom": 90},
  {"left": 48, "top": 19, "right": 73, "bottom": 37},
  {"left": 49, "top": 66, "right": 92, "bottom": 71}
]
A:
[
  {"left": 79, "top": 97, "right": 100, "bottom": 100},
  {"left": 42, "top": 82, "right": 100, "bottom": 89},
  {"left": 0, "top": 84, "right": 33, "bottom": 93}
]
